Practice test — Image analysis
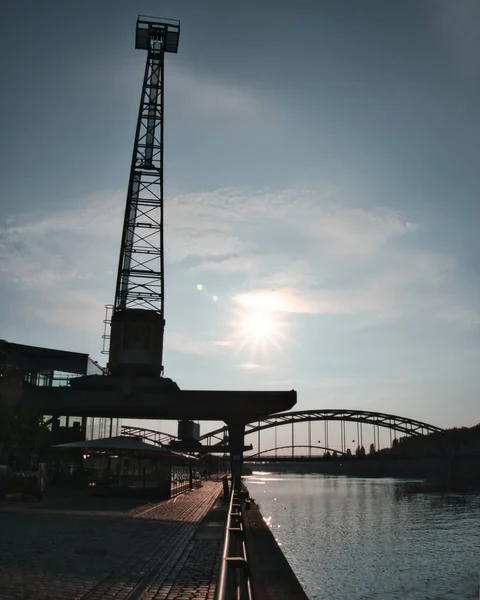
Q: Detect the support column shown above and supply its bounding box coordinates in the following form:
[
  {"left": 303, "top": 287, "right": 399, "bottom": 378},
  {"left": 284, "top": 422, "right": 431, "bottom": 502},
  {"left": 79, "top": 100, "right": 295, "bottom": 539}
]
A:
[
  {"left": 291, "top": 422, "right": 294, "bottom": 459},
  {"left": 227, "top": 421, "right": 245, "bottom": 490},
  {"left": 308, "top": 421, "right": 311, "bottom": 457}
]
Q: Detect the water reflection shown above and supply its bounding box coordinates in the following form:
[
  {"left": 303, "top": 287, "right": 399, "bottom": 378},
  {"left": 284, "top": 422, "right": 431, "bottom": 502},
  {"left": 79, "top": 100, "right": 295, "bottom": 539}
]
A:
[{"left": 246, "top": 472, "right": 480, "bottom": 600}]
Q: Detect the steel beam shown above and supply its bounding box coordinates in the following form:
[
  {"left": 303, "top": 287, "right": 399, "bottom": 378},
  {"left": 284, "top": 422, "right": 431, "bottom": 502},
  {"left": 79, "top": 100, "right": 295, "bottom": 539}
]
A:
[{"left": 9, "top": 381, "right": 296, "bottom": 422}]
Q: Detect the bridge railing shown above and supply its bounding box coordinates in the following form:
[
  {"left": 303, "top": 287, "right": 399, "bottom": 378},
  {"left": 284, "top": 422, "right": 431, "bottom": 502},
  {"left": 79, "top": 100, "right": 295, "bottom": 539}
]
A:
[{"left": 216, "top": 483, "right": 253, "bottom": 600}]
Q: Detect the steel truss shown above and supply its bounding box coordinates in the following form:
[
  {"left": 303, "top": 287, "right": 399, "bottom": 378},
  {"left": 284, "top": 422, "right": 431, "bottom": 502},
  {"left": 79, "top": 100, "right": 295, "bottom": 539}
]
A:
[
  {"left": 200, "top": 409, "right": 444, "bottom": 442},
  {"left": 248, "top": 445, "right": 346, "bottom": 458},
  {"left": 114, "top": 32, "right": 166, "bottom": 312},
  {"left": 121, "top": 425, "right": 179, "bottom": 446}
]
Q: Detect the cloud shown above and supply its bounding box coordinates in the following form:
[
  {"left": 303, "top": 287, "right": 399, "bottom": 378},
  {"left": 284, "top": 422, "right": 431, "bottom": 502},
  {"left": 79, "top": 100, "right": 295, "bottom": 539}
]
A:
[
  {"left": 165, "top": 186, "right": 463, "bottom": 320},
  {"left": 0, "top": 190, "right": 124, "bottom": 333},
  {"left": 0, "top": 184, "right": 475, "bottom": 348},
  {"left": 233, "top": 290, "right": 311, "bottom": 314},
  {"left": 282, "top": 251, "right": 457, "bottom": 317},
  {"left": 268, "top": 378, "right": 353, "bottom": 389},
  {"left": 29, "top": 290, "right": 107, "bottom": 333},
  {"left": 214, "top": 340, "right": 234, "bottom": 347},
  {"left": 238, "top": 363, "right": 270, "bottom": 371},
  {"left": 174, "top": 252, "right": 243, "bottom": 270},
  {"left": 166, "top": 187, "right": 415, "bottom": 265},
  {"left": 0, "top": 189, "right": 124, "bottom": 289},
  {"left": 169, "top": 67, "right": 265, "bottom": 121},
  {"left": 437, "top": 306, "right": 480, "bottom": 330},
  {"left": 164, "top": 331, "right": 218, "bottom": 357}
]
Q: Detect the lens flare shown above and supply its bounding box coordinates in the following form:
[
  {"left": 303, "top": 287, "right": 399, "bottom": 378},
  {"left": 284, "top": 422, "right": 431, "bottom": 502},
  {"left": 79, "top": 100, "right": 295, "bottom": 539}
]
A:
[{"left": 229, "top": 307, "right": 291, "bottom": 359}]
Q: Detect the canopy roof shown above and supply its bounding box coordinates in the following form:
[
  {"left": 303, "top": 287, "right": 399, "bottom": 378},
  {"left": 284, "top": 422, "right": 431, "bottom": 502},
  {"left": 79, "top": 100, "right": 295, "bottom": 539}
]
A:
[
  {"left": 53, "top": 436, "right": 197, "bottom": 462},
  {"left": 1, "top": 340, "right": 89, "bottom": 375}
]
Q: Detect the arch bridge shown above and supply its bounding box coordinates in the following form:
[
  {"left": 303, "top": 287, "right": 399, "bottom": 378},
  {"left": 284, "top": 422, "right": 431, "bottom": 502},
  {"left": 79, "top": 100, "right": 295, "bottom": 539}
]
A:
[
  {"left": 200, "top": 409, "right": 444, "bottom": 458},
  {"left": 248, "top": 445, "right": 348, "bottom": 460}
]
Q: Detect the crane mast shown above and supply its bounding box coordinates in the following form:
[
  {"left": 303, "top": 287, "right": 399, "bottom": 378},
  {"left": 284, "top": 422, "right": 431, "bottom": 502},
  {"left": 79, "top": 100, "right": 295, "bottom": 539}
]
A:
[{"left": 108, "top": 17, "right": 180, "bottom": 377}]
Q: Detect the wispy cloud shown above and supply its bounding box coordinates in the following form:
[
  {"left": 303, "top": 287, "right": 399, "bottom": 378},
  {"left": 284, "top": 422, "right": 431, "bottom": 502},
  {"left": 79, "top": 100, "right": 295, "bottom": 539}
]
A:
[
  {"left": 269, "top": 378, "right": 353, "bottom": 389},
  {"left": 214, "top": 340, "right": 234, "bottom": 347},
  {"left": 238, "top": 363, "right": 271, "bottom": 371},
  {"left": 0, "top": 189, "right": 123, "bottom": 289},
  {"left": 255, "top": 251, "right": 456, "bottom": 317},
  {"left": 165, "top": 186, "right": 471, "bottom": 323},
  {"left": 164, "top": 331, "right": 218, "bottom": 357},
  {"left": 29, "top": 290, "right": 107, "bottom": 333},
  {"left": 0, "top": 184, "right": 476, "bottom": 350},
  {"left": 169, "top": 67, "right": 267, "bottom": 122},
  {"left": 166, "top": 187, "right": 415, "bottom": 264},
  {"left": 0, "top": 190, "right": 123, "bottom": 333},
  {"left": 437, "top": 306, "right": 480, "bottom": 329},
  {"left": 233, "top": 289, "right": 311, "bottom": 314}
]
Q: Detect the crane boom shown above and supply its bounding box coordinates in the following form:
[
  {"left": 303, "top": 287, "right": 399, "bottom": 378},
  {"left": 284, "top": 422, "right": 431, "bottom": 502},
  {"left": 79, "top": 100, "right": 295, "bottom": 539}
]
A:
[{"left": 108, "top": 17, "right": 180, "bottom": 377}]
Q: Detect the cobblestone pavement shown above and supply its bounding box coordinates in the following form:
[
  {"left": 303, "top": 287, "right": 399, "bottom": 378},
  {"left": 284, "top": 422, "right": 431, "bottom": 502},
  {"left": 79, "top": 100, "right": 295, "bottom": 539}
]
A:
[{"left": 0, "top": 482, "right": 224, "bottom": 600}]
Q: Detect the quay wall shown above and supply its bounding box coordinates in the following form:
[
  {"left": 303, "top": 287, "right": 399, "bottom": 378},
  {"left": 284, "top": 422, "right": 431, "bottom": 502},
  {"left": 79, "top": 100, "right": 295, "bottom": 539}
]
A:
[{"left": 242, "top": 486, "right": 308, "bottom": 600}]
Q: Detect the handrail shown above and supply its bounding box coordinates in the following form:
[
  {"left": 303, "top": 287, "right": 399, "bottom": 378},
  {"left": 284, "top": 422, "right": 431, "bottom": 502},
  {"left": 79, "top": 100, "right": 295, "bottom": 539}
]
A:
[{"left": 216, "top": 483, "right": 253, "bottom": 600}]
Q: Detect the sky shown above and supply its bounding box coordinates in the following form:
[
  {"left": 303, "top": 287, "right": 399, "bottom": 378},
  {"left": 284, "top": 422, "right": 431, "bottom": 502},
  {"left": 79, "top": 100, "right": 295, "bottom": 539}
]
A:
[{"left": 0, "top": 0, "right": 479, "bottom": 436}]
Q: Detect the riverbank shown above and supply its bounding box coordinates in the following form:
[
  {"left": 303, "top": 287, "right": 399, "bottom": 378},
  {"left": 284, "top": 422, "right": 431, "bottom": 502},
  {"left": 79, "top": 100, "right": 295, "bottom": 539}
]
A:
[{"left": 245, "top": 452, "right": 480, "bottom": 488}]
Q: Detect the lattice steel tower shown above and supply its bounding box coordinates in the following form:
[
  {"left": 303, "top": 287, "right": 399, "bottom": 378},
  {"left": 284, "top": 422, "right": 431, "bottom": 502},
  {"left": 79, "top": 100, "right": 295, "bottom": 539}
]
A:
[{"left": 108, "top": 17, "right": 180, "bottom": 377}]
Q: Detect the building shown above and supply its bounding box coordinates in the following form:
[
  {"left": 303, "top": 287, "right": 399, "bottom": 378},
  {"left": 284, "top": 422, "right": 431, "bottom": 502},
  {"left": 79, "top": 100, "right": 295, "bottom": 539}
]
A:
[
  {"left": 0, "top": 340, "right": 121, "bottom": 460},
  {"left": 54, "top": 436, "right": 200, "bottom": 499}
]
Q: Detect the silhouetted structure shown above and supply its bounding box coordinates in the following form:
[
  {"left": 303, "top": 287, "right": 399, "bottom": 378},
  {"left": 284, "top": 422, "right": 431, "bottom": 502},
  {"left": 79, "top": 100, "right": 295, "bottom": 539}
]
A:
[
  {"left": 0, "top": 18, "right": 296, "bottom": 490},
  {"left": 0, "top": 340, "right": 120, "bottom": 468}
]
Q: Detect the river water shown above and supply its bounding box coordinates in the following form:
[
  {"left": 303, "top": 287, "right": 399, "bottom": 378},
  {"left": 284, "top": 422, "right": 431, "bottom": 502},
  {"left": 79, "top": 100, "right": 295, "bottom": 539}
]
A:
[{"left": 244, "top": 472, "right": 480, "bottom": 600}]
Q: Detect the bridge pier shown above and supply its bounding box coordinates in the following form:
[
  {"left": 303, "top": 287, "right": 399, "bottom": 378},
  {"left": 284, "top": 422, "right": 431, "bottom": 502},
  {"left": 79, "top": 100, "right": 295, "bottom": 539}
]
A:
[{"left": 227, "top": 421, "right": 245, "bottom": 490}]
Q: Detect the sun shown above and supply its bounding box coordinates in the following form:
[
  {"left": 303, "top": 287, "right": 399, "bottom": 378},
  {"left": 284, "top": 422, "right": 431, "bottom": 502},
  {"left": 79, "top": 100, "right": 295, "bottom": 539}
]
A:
[
  {"left": 241, "top": 311, "right": 278, "bottom": 342},
  {"left": 229, "top": 308, "right": 290, "bottom": 359}
]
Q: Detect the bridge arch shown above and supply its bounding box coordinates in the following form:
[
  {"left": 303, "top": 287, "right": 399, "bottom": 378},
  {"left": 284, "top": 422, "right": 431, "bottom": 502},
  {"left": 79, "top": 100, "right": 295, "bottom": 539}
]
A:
[
  {"left": 200, "top": 409, "right": 443, "bottom": 454},
  {"left": 247, "top": 445, "right": 346, "bottom": 459}
]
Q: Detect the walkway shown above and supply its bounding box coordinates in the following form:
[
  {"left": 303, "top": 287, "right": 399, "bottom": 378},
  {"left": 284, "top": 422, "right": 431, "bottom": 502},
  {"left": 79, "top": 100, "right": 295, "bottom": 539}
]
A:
[{"left": 0, "top": 481, "right": 224, "bottom": 600}]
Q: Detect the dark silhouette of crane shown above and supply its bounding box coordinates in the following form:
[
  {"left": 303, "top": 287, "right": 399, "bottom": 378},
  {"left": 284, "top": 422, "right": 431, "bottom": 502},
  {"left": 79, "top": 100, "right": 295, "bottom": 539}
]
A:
[
  {"left": 108, "top": 17, "right": 180, "bottom": 379},
  {"left": 4, "top": 16, "right": 296, "bottom": 490}
]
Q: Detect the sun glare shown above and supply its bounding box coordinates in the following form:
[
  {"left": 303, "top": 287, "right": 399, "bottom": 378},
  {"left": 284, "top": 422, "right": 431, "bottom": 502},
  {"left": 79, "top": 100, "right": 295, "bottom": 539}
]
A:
[
  {"left": 229, "top": 307, "right": 291, "bottom": 359},
  {"left": 243, "top": 311, "right": 277, "bottom": 341}
]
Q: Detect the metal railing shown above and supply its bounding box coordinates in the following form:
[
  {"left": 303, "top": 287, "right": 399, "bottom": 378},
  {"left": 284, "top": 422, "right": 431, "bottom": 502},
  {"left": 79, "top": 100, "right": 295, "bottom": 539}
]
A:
[{"left": 216, "top": 483, "right": 253, "bottom": 600}]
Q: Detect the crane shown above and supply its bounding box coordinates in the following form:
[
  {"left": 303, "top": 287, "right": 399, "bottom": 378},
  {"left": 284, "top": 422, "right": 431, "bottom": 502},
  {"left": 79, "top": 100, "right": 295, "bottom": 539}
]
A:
[
  {"left": 107, "top": 16, "right": 180, "bottom": 379},
  {"left": 36, "top": 15, "right": 296, "bottom": 489},
  {"left": 0, "top": 15, "right": 296, "bottom": 488}
]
